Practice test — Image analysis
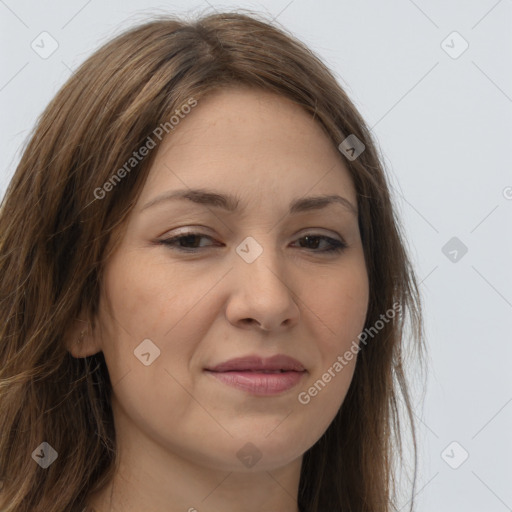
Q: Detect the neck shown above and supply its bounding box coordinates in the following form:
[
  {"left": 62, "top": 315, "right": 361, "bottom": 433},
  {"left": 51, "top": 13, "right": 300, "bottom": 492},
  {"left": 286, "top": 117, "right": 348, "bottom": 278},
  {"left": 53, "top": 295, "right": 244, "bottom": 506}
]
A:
[{"left": 86, "top": 460, "right": 302, "bottom": 512}]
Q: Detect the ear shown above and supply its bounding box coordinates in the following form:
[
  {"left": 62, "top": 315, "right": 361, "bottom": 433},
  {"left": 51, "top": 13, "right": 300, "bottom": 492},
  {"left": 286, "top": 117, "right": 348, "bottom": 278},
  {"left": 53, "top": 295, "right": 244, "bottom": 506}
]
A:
[{"left": 64, "top": 313, "right": 103, "bottom": 359}]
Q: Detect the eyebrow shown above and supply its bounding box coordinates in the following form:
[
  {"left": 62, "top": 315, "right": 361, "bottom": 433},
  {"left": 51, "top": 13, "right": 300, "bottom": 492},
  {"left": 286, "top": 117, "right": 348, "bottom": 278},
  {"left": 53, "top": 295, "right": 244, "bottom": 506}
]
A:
[{"left": 141, "top": 188, "right": 357, "bottom": 216}]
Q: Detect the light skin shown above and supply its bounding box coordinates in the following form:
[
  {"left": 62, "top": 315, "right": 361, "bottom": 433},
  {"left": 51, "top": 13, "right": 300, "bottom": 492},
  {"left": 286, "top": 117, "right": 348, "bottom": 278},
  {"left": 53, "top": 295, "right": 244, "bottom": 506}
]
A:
[{"left": 67, "top": 86, "right": 369, "bottom": 512}]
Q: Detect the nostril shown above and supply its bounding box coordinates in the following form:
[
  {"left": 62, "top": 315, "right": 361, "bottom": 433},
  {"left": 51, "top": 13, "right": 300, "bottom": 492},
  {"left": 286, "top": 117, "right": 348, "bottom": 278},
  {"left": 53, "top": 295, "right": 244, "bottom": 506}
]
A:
[{"left": 242, "top": 318, "right": 264, "bottom": 328}]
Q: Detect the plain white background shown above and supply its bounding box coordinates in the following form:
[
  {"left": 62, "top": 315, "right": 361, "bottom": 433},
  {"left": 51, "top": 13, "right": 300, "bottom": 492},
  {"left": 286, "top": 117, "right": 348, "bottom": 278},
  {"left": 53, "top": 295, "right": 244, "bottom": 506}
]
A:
[{"left": 1, "top": 1, "right": 511, "bottom": 510}]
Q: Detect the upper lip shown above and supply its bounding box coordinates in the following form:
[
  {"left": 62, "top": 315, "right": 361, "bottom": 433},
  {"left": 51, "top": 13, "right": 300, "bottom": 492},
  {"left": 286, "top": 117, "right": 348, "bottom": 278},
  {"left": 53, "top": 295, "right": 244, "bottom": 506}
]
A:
[{"left": 205, "top": 355, "right": 306, "bottom": 372}]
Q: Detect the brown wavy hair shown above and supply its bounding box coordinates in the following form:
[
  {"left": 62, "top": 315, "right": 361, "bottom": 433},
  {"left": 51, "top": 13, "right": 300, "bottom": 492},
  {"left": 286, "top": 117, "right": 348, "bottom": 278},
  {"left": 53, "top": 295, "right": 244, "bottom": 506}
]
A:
[{"left": 0, "top": 10, "right": 425, "bottom": 512}]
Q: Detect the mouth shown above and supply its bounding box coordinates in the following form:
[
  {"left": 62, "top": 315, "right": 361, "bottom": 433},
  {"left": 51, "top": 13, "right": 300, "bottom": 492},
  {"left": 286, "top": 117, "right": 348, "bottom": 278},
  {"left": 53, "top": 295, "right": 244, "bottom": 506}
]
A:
[{"left": 204, "top": 354, "right": 307, "bottom": 396}]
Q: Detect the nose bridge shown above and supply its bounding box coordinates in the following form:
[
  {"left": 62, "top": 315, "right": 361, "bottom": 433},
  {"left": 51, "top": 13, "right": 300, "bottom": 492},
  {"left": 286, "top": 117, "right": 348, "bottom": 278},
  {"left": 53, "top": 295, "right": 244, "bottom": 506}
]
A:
[
  {"left": 235, "top": 234, "right": 285, "bottom": 290},
  {"left": 235, "top": 232, "right": 284, "bottom": 279},
  {"left": 227, "top": 234, "right": 299, "bottom": 329}
]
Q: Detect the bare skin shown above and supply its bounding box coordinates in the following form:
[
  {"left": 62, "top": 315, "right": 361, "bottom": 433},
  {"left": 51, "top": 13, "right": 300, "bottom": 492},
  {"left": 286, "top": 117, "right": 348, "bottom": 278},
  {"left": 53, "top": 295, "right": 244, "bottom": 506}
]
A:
[{"left": 68, "top": 86, "right": 369, "bottom": 512}]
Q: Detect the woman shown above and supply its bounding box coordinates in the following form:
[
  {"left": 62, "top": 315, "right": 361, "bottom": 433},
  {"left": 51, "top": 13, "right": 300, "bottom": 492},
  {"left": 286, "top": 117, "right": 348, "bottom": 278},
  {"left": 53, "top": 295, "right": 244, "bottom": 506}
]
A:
[{"left": 0, "top": 11, "right": 425, "bottom": 512}]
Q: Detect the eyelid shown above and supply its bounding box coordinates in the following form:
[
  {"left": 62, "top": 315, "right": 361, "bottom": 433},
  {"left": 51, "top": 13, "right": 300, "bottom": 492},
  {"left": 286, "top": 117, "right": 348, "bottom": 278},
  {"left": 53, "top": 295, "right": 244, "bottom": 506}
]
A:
[
  {"left": 158, "top": 228, "right": 348, "bottom": 254},
  {"left": 161, "top": 228, "right": 345, "bottom": 243},
  {"left": 163, "top": 225, "right": 344, "bottom": 239},
  {"left": 296, "top": 227, "right": 344, "bottom": 239}
]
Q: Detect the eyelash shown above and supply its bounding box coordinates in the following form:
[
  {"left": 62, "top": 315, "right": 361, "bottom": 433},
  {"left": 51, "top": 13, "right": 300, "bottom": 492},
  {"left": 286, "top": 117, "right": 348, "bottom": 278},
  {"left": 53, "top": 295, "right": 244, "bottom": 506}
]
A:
[{"left": 158, "top": 232, "right": 347, "bottom": 254}]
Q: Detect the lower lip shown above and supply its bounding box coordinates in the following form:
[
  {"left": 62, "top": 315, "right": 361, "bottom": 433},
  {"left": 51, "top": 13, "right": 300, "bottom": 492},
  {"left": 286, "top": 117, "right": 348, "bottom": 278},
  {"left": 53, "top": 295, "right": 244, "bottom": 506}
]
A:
[{"left": 205, "top": 370, "right": 306, "bottom": 395}]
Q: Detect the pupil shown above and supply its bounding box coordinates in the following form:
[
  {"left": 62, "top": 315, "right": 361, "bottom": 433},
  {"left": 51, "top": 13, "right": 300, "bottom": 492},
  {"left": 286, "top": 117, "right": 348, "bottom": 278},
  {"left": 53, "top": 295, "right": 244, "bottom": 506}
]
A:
[
  {"left": 303, "top": 236, "right": 319, "bottom": 249},
  {"left": 183, "top": 235, "right": 199, "bottom": 247}
]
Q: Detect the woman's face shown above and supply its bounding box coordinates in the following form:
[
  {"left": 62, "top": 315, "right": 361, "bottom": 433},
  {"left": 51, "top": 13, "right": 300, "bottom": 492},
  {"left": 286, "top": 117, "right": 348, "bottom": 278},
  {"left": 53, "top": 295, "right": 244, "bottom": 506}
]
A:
[{"left": 90, "top": 86, "right": 369, "bottom": 472}]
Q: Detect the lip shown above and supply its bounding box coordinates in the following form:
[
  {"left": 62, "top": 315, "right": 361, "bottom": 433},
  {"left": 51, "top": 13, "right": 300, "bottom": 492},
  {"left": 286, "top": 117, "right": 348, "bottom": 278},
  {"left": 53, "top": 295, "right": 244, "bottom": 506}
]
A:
[{"left": 204, "top": 354, "right": 307, "bottom": 396}]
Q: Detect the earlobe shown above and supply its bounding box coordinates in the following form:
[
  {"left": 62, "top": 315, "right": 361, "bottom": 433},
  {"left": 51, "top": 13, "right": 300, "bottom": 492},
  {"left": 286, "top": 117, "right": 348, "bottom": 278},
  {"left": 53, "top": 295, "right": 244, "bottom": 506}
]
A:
[{"left": 65, "top": 317, "right": 102, "bottom": 358}]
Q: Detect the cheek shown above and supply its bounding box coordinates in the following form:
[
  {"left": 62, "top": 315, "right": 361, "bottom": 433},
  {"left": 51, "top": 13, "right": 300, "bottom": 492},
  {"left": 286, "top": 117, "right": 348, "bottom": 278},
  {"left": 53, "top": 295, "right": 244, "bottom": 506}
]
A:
[
  {"left": 310, "top": 258, "right": 369, "bottom": 352},
  {"left": 97, "top": 253, "right": 219, "bottom": 384},
  {"left": 95, "top": 255, "right": 175, "bottom": 378},
  {"left": 96, "top": 256, "right": 203, "bottom": 423},
  {"left": 297, "top": 256, "right": 368, "bottom": 414},
  {"left": 100, "top": 253, "right": 192, "bottom": 337}
]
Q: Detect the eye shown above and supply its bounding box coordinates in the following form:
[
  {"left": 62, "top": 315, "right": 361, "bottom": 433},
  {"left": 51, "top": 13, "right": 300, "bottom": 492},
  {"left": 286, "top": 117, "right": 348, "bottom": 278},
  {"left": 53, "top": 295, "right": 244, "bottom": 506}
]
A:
[
  {"left": 291, "top": 234, "right": 347, "bottom": 253},
  {"left": 158, "top": 231, "right": 347, "bottom": 254},
  {"left": 159, "top": 232, "right": 218, "bottom": 252}
]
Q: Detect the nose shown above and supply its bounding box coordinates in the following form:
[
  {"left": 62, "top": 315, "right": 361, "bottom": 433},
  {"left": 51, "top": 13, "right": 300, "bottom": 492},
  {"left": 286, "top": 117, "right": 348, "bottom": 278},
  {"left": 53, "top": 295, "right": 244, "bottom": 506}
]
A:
[{"left": 225, "top": 239, "right": 301, "bottom": 332}]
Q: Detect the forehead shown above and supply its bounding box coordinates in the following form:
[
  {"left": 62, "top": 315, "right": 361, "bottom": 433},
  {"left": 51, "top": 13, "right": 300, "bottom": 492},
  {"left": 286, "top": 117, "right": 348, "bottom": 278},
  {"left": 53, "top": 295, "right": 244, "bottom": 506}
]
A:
[{"left": 138, "top": 86, "right": 356, "bottom": 209}]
